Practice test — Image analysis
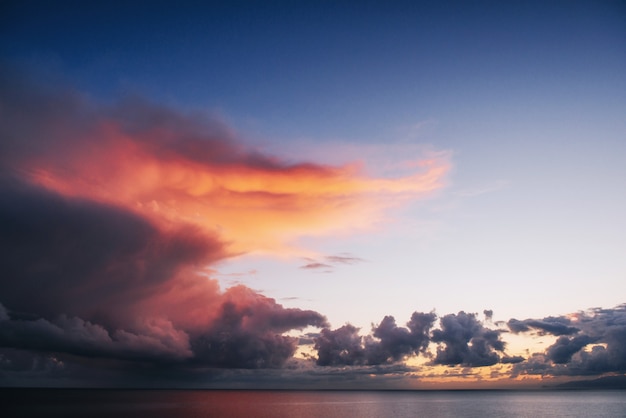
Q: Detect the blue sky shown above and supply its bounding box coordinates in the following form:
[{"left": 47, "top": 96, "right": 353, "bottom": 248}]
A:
[{"left": 1, "top": 0, "right": 625, "bottom": 388}]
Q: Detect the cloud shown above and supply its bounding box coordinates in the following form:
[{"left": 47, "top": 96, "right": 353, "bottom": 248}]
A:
[
  {"left": 0, "top": 176, "right": 327, "bottom": 372},
  {"left": 510, "top": 305, "right": 626, "bottom": 377},
  {"left": 314, "top": 324, "right": 366, "bottom": 366},
  {"left": 366, "top": 312, "right": 435, "bottom": 364},
  {"left": 300, "top": 262, "right": 333, "bottom": 270},
  {"left": 0, "top": 65, "right": 449, "bottom": 382},
  {"left": 546, "top": 335, "right": 597, "bottom": 364},
  {"left": 324, "top": 254, "right": 365, "bottom": 265},
  {"left": 431, "top": 311, "right": 506, "bottom": 367},
  {"left": 299, "top": 253, "right": 366, "bottom": 272},
  {"left": 0, "top": 177, "right": 224, "bottom": 326},
  {"left": 0, "top": 308, "right": 192, "bottom": 362},
  {"left": 500, "top": 355, "right": 524, "bottom": 364},
  {"left": 314, "top": 310, "right": 523, "bottom": 370},
  {"left": 0, "top": 68, "right": 450, "bottom": 258},
  {"left": 507, "top": 317, "right": 579, "bottom": 336},
  {"left": 315, "top": 312, "right": 436, "bottom": 366},
  {"left": 191, "top": 285, "right": 328, "bottom": 368},
  {"left": 5, "top": 66, "right": 622, "bottom": 387}
]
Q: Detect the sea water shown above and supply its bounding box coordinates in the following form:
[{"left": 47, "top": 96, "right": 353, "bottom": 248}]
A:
[{"left": 2, "top": 389, "right": 625, "bottom": 418}]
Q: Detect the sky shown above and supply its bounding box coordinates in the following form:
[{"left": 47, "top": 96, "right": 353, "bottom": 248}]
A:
[{"left": 0, "top": 0, "right": 625, "bottom": 389}]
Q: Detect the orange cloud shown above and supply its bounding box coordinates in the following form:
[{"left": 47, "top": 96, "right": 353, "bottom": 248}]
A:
[{"left": 10, "top": 98, "right": 450, "bottom": 257}]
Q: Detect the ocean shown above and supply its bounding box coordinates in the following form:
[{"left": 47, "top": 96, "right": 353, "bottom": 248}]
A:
[{"left": 2, "top": 389, "right": 625, "bottom": 417}]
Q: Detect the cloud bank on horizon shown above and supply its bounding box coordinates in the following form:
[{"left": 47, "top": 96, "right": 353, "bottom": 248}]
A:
[{"left": 0, "top": 69, "right": 624, "bottom": 388}]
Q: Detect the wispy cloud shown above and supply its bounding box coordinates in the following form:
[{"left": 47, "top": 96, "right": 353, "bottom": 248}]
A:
[
  {"left": 325, "top": 254, "right": 366, "bottom": 265},
  {"left": 300, "top": 262, "right": 333, "bottom": 270},
  {"left": 299, "top": 253, "right": 366, "bottom": 272}
]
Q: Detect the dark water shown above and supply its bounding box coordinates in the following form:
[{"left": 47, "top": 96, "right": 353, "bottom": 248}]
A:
[{"left": 2, "top": 389, "right": 625, "bottom": 418}]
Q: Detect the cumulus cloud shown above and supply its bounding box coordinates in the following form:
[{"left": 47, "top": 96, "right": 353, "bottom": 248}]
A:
[
  {"left": 315, "top": 324, "right": 366, "bottom": 366},
  {"left": 510, "top": 305, "right": 626, "bottom": 377},
  {"left": 314, "top": 310, "right": 521, "bottom": 369},
  {"left": 431, "top": 311, "right": 506, "bottom": 367},
  {"left": 366, "top": 313, "right": 435, "bottom": 365},
  {"left": 191, "top": 286, "right": 328, "bottom": 368},
  {"left": 315, "top": 312, "right": 436, "bottom": 366}
]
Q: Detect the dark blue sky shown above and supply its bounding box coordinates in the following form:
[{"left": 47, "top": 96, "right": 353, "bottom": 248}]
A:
[{"left": 3, "top": 1, "right": 624, "bottom": 142}]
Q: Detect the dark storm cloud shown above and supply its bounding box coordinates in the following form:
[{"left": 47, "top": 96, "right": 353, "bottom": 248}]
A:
[
  {"left": 0, "top": 176, "right": 223, "bottom": 324},
  {"left": 0, "top": 179, "right": 329, "bottom": 369},
  {"left": 431, "top": 311, "right": 506, "bottom": 367}
]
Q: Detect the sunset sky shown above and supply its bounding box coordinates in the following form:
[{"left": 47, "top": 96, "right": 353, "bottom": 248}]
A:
[{"left": 1, "top": 1, "right": 625, "bottom": 389}]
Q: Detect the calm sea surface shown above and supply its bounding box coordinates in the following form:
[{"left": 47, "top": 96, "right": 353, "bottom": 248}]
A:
[{"left": 2, "top": 389, "right": 625, "bottom": 418}]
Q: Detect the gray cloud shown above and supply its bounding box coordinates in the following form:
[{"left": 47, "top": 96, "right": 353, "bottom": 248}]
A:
[
  {"left": 546, "top": 335, "right": 597, "bottom": 364},
  {"left": 0, "top": 307, "right": 192, "bottom": 362},
  {"left": 315, "top": 312, "right": 437, "bottom": 367},
  {"left": 366, "top": 313, "right": 435, "bottom": 365},
  {"left": 511, "top": 305, "right": 626, "bottom": 377},
  {"left": 431, "top": 311, "right": 506, "bottom": 367},
  {"left": 315, "top": 324, "right": 365, "bottom": 366},
  {"left": 508, "top": 317, "right": 579, "bottom": 336},
  {"left": 500, "top": 355, "right": 525, "bottom": 364},
  {"left": 191, "top": 286, "right": 328, "bottom": 369}
]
